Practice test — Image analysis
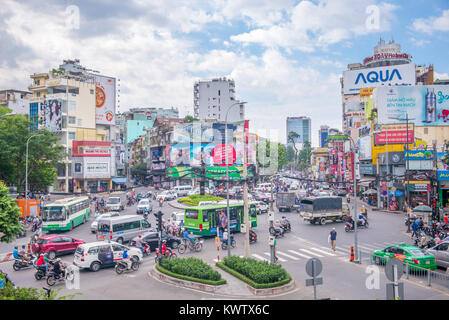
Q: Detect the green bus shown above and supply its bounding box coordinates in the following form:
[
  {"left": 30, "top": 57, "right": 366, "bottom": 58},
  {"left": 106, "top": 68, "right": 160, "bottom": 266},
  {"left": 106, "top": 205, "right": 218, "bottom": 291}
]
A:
[
  {"left": 184, "top": 202, "right": 258, "bottom": 237},
  {"left": 42, "top": 197, "right": 91, "bottom": 232}
]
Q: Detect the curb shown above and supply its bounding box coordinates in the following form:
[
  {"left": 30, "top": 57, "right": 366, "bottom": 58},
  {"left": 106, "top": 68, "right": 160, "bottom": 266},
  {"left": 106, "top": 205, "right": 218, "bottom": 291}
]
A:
[
  {"left": 149, "top": 265, "right": 225, "bottom": 293},
  {"left": 247, "top": 279, "right": 296, "bottom": 296},
  {"left": 167, "top": 200, "right": 189, "bottom": 210}
]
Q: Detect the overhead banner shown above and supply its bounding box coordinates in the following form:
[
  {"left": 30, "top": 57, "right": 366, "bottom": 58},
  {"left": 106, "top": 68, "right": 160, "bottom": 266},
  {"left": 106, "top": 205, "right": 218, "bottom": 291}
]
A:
[
  {"left": 343, "top": 63, "right": 415, "bottom": 94},
  {"left": 377, "top": 85, "right": 449, "bottom": 126},
  {"left": 374, "top": 123, "right": 414, "bottom": 145},
  {"left": 95, "top": 75, "right": 116, "bottom": 125}
]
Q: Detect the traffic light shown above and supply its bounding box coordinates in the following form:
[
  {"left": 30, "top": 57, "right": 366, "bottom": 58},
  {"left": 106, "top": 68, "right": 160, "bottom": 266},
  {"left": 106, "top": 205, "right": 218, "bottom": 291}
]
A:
[{"left": 157, "top": 211, "right": 163, "bottom": 231}]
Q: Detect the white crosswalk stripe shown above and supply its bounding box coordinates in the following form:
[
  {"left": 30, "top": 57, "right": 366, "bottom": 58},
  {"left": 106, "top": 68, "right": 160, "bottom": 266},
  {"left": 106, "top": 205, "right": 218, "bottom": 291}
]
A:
[
  {"left": 310, "top": 248, "right": 336, "bottom": 256},
  {"left": 287, "top": 250, "right": 311, "bottom": 259},
  {"left": 264, "top": 252, "right": 286, "bottom": 262},
  {"left": 276, "top": 251, "right": 300, "bottom": 260},
  {"left": 299, "top": 249, "right": 324, "bottom": 258},
  {"left": 252, "top": 254, "right": 268, "bottom": 261}
]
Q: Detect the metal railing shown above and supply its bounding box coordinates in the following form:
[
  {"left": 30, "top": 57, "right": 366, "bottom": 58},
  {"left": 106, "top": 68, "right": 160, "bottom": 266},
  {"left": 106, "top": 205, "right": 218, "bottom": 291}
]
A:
[{"left": 368, "top": 253, "right": 449, "bottom": 290}]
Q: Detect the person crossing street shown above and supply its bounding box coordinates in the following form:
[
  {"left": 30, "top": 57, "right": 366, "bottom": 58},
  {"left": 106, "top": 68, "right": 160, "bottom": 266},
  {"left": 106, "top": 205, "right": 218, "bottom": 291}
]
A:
[{"left": 328, "top": 228, "right": 337, "bottom": 252}]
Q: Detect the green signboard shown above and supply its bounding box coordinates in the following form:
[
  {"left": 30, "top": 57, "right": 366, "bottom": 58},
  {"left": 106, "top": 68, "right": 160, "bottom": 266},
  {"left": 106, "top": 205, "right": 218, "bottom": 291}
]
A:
[{"left": 327, "top": 134, "right": 348, "bottom": 141}]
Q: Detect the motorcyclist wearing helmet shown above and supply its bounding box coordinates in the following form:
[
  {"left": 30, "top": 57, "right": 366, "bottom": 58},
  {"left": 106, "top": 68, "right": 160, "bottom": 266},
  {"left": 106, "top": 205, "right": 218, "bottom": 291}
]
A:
[
  {"left": 274, "top": 219, "right": 283, "bottom": 234},
  {"left": 122, "top": 248, "right": 132, "bottom": 269},
  {"left": 135, "top": 234, "right": 145, "bottom": 254},
  {"left": 52, "top": 258, "right": 64, "bottom": 278}
]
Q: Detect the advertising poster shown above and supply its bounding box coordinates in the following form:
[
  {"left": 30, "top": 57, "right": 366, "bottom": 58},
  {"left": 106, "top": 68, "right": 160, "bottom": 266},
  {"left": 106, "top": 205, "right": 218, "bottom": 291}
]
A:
[
  {"left": 374, "top": 123, "right": 414, "bottom": 144},
  {"left": 42, "top": 99, "right": 62, "bottom": 132},
  {"left": 95, "top": 75, "right": 116, "bottom": 125},
  {"left": 377, "top": 85, "right": 449, "bottom": 126},
  {"left": 343, "top": 63, "right": 415, "bottom": 94},
  {"left": 190, "top": 143, "right": 216, "bottom": 167},
  {"left": 358, "top": 135, "right": 372, "bottom": 160},
  {"left": 168, "top": 144, "right": 191, "bottom": 167}
]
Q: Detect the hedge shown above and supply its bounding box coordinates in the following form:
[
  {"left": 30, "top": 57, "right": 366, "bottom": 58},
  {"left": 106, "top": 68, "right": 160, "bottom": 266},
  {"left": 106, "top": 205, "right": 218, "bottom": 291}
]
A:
[
  {"left": 157, "top": 257, "right": 226, "bottom": 286},
  {"left": 177, "top": 194, "right": 224, "bottom": 206},
  {"left": 216, "top": 256, "right": 292, "bottom": 289}
]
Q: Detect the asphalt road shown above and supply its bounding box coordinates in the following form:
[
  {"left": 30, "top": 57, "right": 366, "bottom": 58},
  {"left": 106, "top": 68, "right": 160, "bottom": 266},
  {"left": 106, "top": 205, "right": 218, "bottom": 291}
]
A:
[{"left": 1, "top": 187, "right": 448, "bottom": 300}]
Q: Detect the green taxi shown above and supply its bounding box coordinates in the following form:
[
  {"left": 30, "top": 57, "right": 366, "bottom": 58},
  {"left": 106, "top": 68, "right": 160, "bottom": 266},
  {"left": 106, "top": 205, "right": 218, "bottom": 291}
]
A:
[{"left": 372, "top": 244, "right": 437, "bottom": 271}]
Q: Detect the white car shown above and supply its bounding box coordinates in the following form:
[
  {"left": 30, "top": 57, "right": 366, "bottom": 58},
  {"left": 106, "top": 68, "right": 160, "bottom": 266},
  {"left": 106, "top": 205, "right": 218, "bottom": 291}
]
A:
[
  {"left": 73, "top": 241, "right": 143, "bottom": 272},
  {"left": 157, "top": 190, "right": 177, "bottom": 201},
  {"left": 256, "top": 201, "right": 269, "bottom": 214},
  {"left": 171, "top": 211, "right": 184, "bottom": 226},
  {"left": 136, "top": 199, "right": 152, "bottom": 214},
  {"left": 188, "top": 187, "right": 210, "bottom": 195},
  {"left": 90, "top": 212, "right": 120, "bottom": 233}
]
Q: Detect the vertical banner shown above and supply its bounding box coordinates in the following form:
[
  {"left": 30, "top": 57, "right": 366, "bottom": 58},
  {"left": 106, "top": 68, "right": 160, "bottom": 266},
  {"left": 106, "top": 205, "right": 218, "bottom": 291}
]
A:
[{"left": 95, "top": 75, "right": 116, "bottom": 125}]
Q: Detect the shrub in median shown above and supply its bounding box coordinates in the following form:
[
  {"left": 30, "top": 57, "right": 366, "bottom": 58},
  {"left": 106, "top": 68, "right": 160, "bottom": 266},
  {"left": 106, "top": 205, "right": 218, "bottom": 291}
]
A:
[
  {"left": 177, "top": 194, "right": 224, "bottom": 206},
  {"left": 217, "top": 256, "right": 291, "bottom": 289},
  {"left": 158, "top": 257, "right": 225, "bottom": 285}
]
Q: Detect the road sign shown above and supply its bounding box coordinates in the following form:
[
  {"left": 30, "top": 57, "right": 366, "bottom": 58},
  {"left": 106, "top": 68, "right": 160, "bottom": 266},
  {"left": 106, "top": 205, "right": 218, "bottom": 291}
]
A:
[
  {"left": 385, "top": 258, "right": 404, "bottom": 282},
  {"left": 306, "top": 277, "right": 323, "bottom": 286},
  {"left": 305, "top": 258, "right": 323, "bottom": 277}
]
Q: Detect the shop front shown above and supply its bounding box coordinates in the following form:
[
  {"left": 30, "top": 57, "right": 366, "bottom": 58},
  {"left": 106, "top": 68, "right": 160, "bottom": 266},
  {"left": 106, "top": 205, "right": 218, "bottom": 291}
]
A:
[
  {"left": 406, "top": 182, "right": 431, "bottom": 207},
  {"left": 438, "top": 171, "right": 449, "bottom": 208}
]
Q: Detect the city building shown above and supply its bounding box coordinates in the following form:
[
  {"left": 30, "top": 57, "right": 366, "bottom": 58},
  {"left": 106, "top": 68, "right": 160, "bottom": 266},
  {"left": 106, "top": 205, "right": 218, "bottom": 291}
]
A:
[
  {"left": 318, "top": 126, "right": 341, "bottom": 148},
  {"left": 0, "top": 89, "right": 32, "bottom": 115},
  {"left": 286, "top": 116, "right": 311, "bottom": 149},
  {"left": 193, "top": 77, "right": 244, "bottom": 123},
  {"left": 28, "top": 59, "right": 118, "bottom": 193}
]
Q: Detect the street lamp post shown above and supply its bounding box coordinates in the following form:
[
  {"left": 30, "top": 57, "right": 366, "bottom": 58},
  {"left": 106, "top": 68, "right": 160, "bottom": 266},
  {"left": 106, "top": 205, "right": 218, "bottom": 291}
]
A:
[
  {"left": 26, "top": 132, "right": 43, "bottom": 221},
  {"left": 225, "top": 101, "right": 247, "bottom": 258},
  {"left": 347, "top": 136, "right": 359, "bottom": 262}
]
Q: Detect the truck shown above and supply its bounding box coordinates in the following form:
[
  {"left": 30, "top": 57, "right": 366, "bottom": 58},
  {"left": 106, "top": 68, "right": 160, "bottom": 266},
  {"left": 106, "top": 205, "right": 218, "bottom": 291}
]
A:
[
  {"left": 276, "top": 192, "right": 297, "bottom": 212},
  {"left": 299, "top": 196, "right": 349, "bottom": 225},
  {"left": 106, "top": 192, "right": 126, "bottom": 211}
]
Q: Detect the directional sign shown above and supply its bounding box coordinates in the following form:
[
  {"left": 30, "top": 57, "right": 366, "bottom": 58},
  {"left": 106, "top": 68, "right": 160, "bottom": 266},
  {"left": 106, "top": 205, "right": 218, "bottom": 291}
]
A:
[
  {"left": 306, "top": 258, "right": 323, "bottom": 277},
  {"left": 385, "top": 258, "right": 404, "bottom": 282}
]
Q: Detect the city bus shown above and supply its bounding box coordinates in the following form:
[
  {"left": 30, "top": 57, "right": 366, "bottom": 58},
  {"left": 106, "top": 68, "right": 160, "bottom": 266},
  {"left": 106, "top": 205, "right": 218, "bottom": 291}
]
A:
[
  {"left": 42, "top": 197, "right": 91, "bottom": 232},
  {"left": 183, "top": 202, "right": 258, "bottom": 237}
]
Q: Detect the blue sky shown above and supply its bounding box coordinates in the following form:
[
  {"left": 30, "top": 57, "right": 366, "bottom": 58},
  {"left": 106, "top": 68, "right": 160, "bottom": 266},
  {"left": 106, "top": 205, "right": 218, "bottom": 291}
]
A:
[{"left": 1, "top": 0, "right": 448, "bottom": 146}]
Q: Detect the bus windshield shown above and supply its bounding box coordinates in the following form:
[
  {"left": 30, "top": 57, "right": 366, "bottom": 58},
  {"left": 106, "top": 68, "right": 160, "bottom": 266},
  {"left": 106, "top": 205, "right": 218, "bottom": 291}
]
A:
[
  {"left": 108, "top": 198, "right": 120, "bottom": 204},
  {"left": 43, "top": 206, "right": 66, "bottom": 222}
]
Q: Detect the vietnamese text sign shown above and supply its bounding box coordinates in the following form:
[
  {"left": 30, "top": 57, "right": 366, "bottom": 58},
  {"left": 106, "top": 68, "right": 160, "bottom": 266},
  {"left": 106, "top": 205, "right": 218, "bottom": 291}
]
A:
[
  {"left": 86, "top": 163, "right": 109, "bottom": 173},
  {"left": 374, "top": 124, "right": 414, "bottom": 145}
]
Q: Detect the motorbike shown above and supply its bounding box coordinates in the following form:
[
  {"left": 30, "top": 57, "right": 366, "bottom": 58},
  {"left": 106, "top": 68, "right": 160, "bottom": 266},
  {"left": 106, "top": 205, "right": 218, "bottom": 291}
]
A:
[
  {"left": 115, "top": 257, "right": 140, "bottom": 274},
  {"left": 249, "top": 229, "right": 257, "bottom": 244},
  {"left": 31, "top": 220, "right": 42, "bottom": 233},
  {"left": 143, "top": 208, "right": 149, "bottom": 220},
  {"left": 221, "top": 236, "right": 236, "bottom": 250},
  {"left": 280, "top": 220, "right": 291, "bottom": 233},
  {"left": 154, "top": 247, "right": 177, "bottom": 263},
  {"left": 13, "top": 255, "right": 37, "bottom": 271},
  {"left": 159, "top": 198, "right": 164, "bottom": 207},
  {"left": 269, "top": 226, "right": 285, "bottom": 238},
  {"left": 344, "top": 219, "right": 369, "bottom": 232},
  {"left": 46, "top": 267, "right": 73, "bottom": 286},
  {"left": 34, "top": 260, "right": 54, "bottom": 280}
]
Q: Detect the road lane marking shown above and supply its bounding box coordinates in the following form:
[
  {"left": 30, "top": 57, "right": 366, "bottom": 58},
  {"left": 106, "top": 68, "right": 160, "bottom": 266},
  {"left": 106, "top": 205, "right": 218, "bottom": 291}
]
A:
[
  {"left": 264, "top": 252, "right": 286, "bottom": 262},
  {"left": 299, "top": 249, "right": 324, "bottom": 257},
  {"left": 310, "top": 248, "right": 336, "bottom": 256},
  {"left": 287, "top": 250, "right": 311, "bottom": 259},
  {"left": 252, "top": 254, "right": 268, "bottom": 261},
  {"left": 276, "top": 251, "right": 300, "bottom": 260}
]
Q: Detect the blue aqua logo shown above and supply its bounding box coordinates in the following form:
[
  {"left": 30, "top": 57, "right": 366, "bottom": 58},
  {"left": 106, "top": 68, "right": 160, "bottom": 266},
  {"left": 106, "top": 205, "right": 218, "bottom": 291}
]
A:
[
  {"left": 355, "top": 69, "right": 402, "bottom": 85},
  {"left": 437, "top": 91, "right": 449, "bottom": 104}
]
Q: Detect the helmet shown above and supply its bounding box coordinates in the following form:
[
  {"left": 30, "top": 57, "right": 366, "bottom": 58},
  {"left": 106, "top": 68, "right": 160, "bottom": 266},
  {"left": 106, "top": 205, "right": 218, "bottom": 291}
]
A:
[
  {"left": 14, "top": 246, "right": 18, "bottom": 249},
  {"left": 162, "top": 240, "right": 167, "bottom": 243},
  {"left": 138, "top": 234, "right": 142, "bottom": 238},
  {"left": 57, "top": 258, "right": 61, "bottom": 262}
]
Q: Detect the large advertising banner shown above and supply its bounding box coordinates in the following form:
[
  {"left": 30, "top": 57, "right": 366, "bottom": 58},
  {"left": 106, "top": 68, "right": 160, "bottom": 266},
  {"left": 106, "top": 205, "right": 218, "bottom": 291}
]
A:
[
  {"left": 168, "top": 144, "right": 191, "bottom": 167},
  {"left": 190, "top": 143, "right": 216, "bottom": 167},
  {"left": 42, "top": 99, "right": 62, "bottom": 132},
  {"left": 358, "top": 135, "right": 372, "bottom": 160},
  {"left": 95, "top": 75, "right": 116, "bottom": 125},
  {"left": 374, "top": 123, "right": 414, "bottom": 145},
  {"left": 343, "top": 63, "right": 415, "bottom": 95},
  {"left": 377, "top": 85, "right": 449, "bottom": 126}
]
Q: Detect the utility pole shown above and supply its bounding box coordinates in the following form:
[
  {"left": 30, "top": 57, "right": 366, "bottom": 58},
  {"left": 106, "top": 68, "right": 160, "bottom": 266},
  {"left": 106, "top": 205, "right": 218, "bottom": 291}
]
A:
[
  {"left": 243, "top": 123, "right": 250, "bottom": 258},
  {"left": 433, "top": 140, "right": 440, "bottom": 222},
  {"left": 200, "top": 146, "right": 206, "bottom": 196}
]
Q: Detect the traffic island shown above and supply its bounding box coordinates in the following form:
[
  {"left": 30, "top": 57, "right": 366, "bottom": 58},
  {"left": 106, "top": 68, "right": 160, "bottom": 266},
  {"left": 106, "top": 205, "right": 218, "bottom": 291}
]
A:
[
  {"left": 150, "top": 257, "right": 227, "bottom": 293},
  {"left": 216, "top": 256, "right": 296, "bottom": 296}
]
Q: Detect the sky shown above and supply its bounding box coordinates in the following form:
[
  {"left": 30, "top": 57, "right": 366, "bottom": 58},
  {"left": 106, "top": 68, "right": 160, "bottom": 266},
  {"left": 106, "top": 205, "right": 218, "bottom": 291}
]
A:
[{"left": 1, "top": 0, "right": 449, "bottom": 147}]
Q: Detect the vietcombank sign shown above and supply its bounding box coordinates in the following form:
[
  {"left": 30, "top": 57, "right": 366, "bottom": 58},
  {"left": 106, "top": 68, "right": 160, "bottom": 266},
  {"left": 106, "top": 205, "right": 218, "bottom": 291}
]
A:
[{"left": 167, "top": 166, "right": 255, "bottom": 181}]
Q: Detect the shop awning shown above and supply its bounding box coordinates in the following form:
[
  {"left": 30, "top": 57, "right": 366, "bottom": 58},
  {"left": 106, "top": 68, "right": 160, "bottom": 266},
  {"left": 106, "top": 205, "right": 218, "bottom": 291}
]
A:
[
  {"left": 358, "top": 177, "right": 376, "bottom": 187},
  {"left": 112, "top": 177, "right": 127, "bottom": 184}
]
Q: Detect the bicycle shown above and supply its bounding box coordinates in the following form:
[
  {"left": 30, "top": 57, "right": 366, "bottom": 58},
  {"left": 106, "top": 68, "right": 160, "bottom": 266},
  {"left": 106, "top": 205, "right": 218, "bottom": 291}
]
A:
[{"left": 177, "top": 238, "right": 203, "bottom": 254}]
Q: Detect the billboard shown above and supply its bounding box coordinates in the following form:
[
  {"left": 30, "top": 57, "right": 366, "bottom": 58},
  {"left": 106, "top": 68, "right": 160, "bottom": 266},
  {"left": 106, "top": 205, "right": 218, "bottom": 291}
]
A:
[
  {"left": 377, "top": 85, "right": 449, "bottom": 126},
  {"left": 168, "top": 144, "right": 191, "bottom": 167},
  {"left": 167, "top": 166, "right": 255, "bottom": 180},
  {"left": 374, "top": 123, "right": 414, "bottom": 145},
  {"left": 358, "top": 136, "right": 372, "bottom": 160},
  {"left": 343, "top": 63, "right": 415, "bottom": 95},
  {"left": 95, "top": 75, "right": 116, "bottom": 125},
  {"left": 42, "top": 99, "right": 62, "bottom": 132}
]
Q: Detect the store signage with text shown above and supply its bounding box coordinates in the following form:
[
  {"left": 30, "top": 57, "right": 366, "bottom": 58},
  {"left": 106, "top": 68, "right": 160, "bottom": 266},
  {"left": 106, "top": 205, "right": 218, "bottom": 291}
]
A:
[{"left": 374, "top": 124, "right": 414, "bottom": 145}]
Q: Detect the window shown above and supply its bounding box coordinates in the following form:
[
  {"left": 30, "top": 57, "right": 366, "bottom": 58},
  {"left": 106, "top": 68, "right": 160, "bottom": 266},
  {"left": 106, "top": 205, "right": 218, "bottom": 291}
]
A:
[
  {"left": 90, "top": 89, "right": 94, "bottom": 94},
  {"left": 437, "top": 243, "right": 449, "bottom": 251},
  {"left": 88, "top": 246, "right": 99, "bottom": 254},
  {"left": 218, "top": 90, "right": 220, "bottom": 96},
  {"left": 75, "top": 163, "right": 82, "bottom": 173},
  {"left": 142, "top": 220, "right": 151, "bottom": 228},
  {"left": 112, "top": 244, "right": 125, "bottom": 252},
  {"left": 77, "top": 119, "right": 82, "bottom": 126},
  {"left": 185, "top": 210, "right": 199, "bottom": 219},
  {"left": 68, "top": 132, "right": 76, "bottom": 140},
  {"left": 36, "top": 92, "right": 41, "bottom": 97},
  {"left": 52, "top": 237, "right": 64, "bottom": 243},
  {"left": 68, "top": 116, "right": 76, "bottom": 124},
  {"left": 98, "top": 223, "right": 110, "bottom": 232}
]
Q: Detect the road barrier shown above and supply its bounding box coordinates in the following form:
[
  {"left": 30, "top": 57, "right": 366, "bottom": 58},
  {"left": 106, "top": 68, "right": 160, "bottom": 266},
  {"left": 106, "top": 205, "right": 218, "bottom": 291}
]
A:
[
  {"left": 350, "top": 246, "right": 354, "bottom": 262},
  {"left": 369, "top": 253, "right": 449, "bottom": 290}
]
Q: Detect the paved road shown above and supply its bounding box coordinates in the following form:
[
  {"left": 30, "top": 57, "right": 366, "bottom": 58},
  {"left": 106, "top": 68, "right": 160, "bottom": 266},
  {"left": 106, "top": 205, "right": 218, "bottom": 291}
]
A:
[{"left": 1, "top": 189, "right": 448, "bottom": 300}]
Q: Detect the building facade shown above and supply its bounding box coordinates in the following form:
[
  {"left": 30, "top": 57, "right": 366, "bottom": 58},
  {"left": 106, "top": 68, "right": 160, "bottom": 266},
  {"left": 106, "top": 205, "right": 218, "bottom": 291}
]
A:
[{"left": 286, "top": 116, "right": 311, "bottom": 148}]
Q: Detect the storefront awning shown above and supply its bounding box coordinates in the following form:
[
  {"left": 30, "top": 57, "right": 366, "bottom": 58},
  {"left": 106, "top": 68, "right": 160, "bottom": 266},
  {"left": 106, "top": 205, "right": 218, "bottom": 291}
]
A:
[
  {"left": 112, "top": 177, "right": 127, "bottom": 184},
  {"left": 358, "top": 177, "right": 376, "bottom": 187}
]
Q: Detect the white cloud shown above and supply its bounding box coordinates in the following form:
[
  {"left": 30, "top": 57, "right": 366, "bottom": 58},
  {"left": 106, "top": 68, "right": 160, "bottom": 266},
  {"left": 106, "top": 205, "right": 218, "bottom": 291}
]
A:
[
  {"left": 412, "top": 9, "right": 449, "bottom": 34},
  {"left": 231, "top": 0, "right": 398, "bottom": 51}
]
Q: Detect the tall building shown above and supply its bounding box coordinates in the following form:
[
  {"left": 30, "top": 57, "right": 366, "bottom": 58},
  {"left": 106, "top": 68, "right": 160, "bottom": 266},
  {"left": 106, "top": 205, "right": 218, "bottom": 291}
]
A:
[
  {"left": 193, "top": 77, "right": 245, "bottom": 123},
  {"left": 286, "top": 116, "right": 311, "bottom": 148},
  {"left": 28, "top": 59, "right": 119, "bottom": 193},
  {"left": 0, "top": 89, "right": 32, "bottom": 115}
]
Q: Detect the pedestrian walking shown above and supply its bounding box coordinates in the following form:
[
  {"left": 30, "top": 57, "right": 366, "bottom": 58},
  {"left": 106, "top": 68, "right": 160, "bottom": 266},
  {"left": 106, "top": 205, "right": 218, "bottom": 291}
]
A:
[{"left": 328, "top": 228, "right": 337, "bottom": 252}]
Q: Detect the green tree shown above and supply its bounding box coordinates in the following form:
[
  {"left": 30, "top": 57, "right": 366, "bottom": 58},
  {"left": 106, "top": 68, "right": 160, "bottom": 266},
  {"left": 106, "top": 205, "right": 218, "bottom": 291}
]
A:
[
  {"left": 0, "top": 115, "right": 65, "bottom": 192},
  {"left": 183, "top": 115, "right": 198, "bottom": 123},
  {"left": 297, "top": 141, "right": 312, "bottom": 171},
  {"left": 286, "top": 145, "right": 295, "bottom": 163},
  {"left": 0, "top": 181, "right": 23, "bottom": 243},
  {"left": 287, "top": 131, "right": 300, "bottom": 166},
  {"left": 0, "top": 277, "right": 80, "bottom": 300}
]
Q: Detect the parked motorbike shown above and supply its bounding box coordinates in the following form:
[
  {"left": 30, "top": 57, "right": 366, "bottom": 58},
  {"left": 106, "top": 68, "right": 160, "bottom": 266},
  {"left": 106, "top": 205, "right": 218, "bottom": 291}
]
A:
[
  {"left": 249, "top": 229, "right": 257, "bottom": 244},
  {"left": 269, "top": 226, "right": 285, "bottom": 238},
  {"left": 344, "top": 219, "right": 369, "bottom": 232},
  {"left": 115, "top": 258, "right": 140, "bottom": 274},
  {"left": 13, "top": 256, "right": 37, "bottom": 271}
]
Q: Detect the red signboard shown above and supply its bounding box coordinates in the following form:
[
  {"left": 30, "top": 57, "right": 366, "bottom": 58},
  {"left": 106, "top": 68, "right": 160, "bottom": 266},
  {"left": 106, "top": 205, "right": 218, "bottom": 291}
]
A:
[
  {"left": 212, "top": 144, "right": 236, "bottom": 166},
  {"left": 374, "top": 124, "right": 414, "bottom": 145}
]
